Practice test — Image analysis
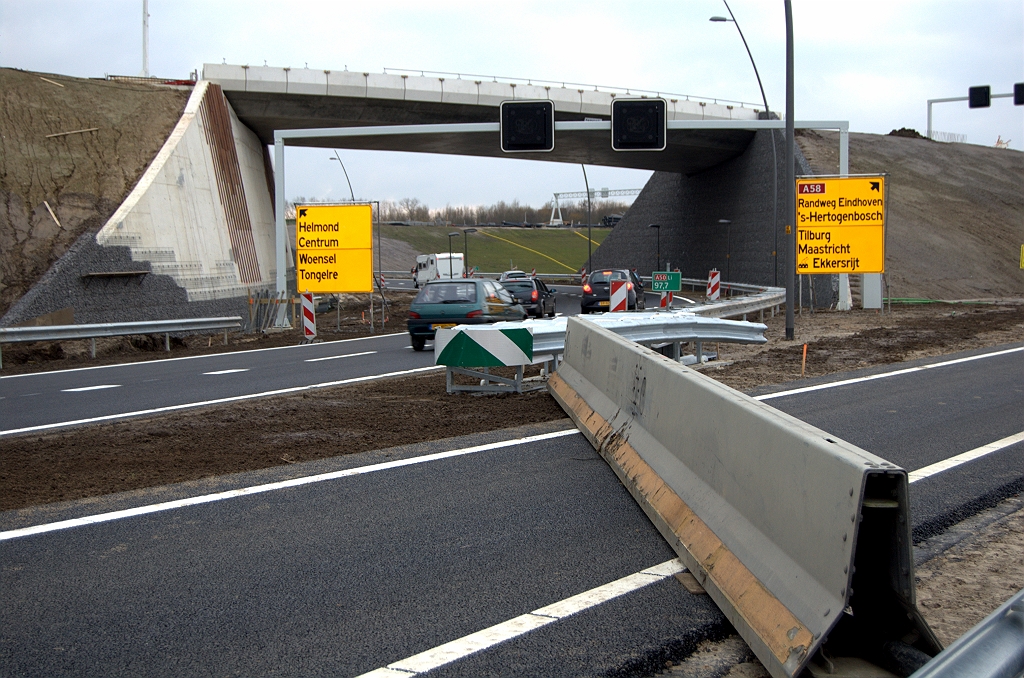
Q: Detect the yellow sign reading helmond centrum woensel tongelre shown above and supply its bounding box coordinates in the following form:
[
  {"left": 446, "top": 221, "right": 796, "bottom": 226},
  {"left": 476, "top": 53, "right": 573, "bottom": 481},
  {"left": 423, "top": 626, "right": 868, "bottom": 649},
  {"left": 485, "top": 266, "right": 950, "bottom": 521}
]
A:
[
  {"left": 295, "top": 203, "right": 372, "bottom": 293},
  {"left": 796, "top": 176, "right": 886, "bottom": 274}
]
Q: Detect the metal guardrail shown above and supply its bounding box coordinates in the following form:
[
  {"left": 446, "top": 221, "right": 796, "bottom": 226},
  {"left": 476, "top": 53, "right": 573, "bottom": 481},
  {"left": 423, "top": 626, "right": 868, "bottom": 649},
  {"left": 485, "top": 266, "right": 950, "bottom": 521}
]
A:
[
  {"left": 0, "top": 317, "right": 242, "bottom": 369},
  {"left": 909, "top": 587, "right": 1024, "bottom": 678},
  {"left": 487, "top": 309, "right": 766, "bottom": 365}
]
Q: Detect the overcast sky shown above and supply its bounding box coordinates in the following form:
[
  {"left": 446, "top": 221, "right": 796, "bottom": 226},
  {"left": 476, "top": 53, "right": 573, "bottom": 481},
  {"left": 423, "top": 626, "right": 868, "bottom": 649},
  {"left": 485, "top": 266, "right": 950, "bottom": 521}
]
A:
[{"left": 2, "top": 0, "right": 1021, "bottom": 210}]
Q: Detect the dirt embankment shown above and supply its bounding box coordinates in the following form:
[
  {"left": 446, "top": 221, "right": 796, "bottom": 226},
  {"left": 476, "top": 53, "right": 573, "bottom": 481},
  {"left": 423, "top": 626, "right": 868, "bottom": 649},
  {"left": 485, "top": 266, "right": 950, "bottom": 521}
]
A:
[
  {"left": 796, "top": 129, "right": 1024, "bottom": 301},
  {"left": 0, "top": 68, "right": 189, "bottom": 321}
]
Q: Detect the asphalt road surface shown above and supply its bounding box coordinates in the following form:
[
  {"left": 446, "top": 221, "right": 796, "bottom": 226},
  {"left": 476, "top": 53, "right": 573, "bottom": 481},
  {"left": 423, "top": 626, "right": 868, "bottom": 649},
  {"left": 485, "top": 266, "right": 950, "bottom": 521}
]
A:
[
  {"left": 0, "top": 332, "right": 437, "bottom": 435},
  {"left": 0, "top": 286, "right": 652, "bottom": 435},
  {"left": 2, "top": 343, "right": 1021, "bottom": 676}
]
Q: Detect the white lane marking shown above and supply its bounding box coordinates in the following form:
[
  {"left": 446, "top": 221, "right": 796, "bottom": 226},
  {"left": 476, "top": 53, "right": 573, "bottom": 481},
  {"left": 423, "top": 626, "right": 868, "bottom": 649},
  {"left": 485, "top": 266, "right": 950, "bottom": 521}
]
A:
[
  {"left": 356, "top": 559, "right": 684, "bottom": 678},
  {"left": 909, "top": 430, "right": 1024, "bottom": 483},
  {"left": 0, "top": 332, "right": 408, "bottom": 380},
  {"left": 61, "top": 384, "right": 121, "bottom": 392},
  {"left": 0, "top": 365, "right": 445, "bottom": 437},
  {"left": 203, "top": 368, "right": 249, "bottom": 375},
  {"left": 756, "top": 345, "right": 1024, "bottom": 401},
  {"left": 0, "top": 428, "right": 580, "bottom": 542},
  {"left": 304, "top": 350, "right": 377, "bottom": 362}
]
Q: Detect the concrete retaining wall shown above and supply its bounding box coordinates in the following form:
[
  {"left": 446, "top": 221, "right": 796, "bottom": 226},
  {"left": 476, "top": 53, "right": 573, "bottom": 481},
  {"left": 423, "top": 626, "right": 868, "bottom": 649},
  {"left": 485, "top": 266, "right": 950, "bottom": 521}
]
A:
[{"left": 2, "top": 82, "right": 276, "bottom": 326}]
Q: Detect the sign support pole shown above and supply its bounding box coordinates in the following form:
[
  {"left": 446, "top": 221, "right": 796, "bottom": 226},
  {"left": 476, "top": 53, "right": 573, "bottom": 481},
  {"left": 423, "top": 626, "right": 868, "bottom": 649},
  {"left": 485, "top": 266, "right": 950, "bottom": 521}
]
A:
[
  {"left": 837, "top": 129, "right": 852, "bottom": 310},
  {"left": 273, "top": 135, "right": 290, "bottom": 327}
]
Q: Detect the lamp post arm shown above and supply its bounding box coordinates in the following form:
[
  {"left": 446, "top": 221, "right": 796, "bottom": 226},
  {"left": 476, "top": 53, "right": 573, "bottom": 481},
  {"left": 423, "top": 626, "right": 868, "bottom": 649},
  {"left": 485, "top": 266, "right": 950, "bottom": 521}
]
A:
[
  {"left": 333, "top": 150, "right": 356, "bottom": 201},
  {"left": 723, "top": 0, "right": 770, "bottom": 114}
]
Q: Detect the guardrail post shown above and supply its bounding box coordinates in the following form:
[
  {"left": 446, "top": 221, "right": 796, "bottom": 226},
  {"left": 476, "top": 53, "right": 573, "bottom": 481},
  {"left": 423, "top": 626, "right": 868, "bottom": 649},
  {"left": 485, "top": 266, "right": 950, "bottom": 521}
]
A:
[
  {"left": 695, "top": 341, "right": 703, "bottom": 362},
  {"left": 164, "top": 333, "right": 170, "bottom": 352},
  {"left": 90, "top": 338, "right": 96, "bottom": 358}
]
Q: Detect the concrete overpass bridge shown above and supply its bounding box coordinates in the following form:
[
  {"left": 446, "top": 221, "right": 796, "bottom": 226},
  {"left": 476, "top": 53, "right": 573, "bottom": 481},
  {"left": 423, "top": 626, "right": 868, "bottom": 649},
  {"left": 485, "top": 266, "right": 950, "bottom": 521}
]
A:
[{"left": 202, "top": 63, "right": 767, "bottom": 175}]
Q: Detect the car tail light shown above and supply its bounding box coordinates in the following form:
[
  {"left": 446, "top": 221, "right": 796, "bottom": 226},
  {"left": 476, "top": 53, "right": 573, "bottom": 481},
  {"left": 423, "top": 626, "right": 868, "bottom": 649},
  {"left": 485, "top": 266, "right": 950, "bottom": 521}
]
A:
[
  {"left": 582, "top": 284, "right": 592, "bottom": 294},
  {"left": 531, "top": 289, "right": 538, "bottom": 301},
  {"left": 466, "top": 309, "right": 482, "bottom": 318},
  {"left": 409, "top": 311, "right": 420, "bottom": 319}
]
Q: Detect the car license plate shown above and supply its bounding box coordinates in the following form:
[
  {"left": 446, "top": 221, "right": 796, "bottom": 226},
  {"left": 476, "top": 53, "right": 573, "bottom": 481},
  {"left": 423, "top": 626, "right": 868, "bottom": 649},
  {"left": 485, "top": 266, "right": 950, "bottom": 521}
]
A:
[
  {"left": 599, "top": 301, "right": 610, "bottom": 307},
  {"left": 431, "top": 323, "right": 456, "bottom": 330}
]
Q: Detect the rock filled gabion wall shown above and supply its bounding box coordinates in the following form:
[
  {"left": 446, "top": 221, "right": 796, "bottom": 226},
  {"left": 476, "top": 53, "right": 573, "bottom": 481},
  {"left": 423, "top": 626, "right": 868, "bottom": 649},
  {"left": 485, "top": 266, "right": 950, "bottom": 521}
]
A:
[{"left": 592, "top": 130, "right": 835, "bottom": 307}]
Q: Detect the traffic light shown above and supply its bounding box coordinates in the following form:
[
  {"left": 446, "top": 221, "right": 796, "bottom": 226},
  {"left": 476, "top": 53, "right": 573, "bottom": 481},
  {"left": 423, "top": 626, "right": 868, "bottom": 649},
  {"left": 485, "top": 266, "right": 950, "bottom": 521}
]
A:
[
  {"left": 500, "top": 100, "right": 554, "bottom": 153},
  {"left": 611, "top": 98, "right": 667, "bottom": 151},
  {"left": 968, "top": 85, "right": 991, "bottom": 109},
  {"left": 1015, "top": 83, "right": 1024, "bottom": 106}
]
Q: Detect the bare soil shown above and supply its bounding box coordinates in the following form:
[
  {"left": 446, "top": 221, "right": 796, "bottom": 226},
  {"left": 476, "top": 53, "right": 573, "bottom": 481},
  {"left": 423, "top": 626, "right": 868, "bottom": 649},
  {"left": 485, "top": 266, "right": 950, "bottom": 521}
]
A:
[
  {"left": 916, "top": 503, "right": 1024, "bottom": 645},
  {"left": 796, "top": 130, "right": 1024, "bottom": 301},
  {"left": 0, "top": 68, "right": 189, "bottom": 321}
]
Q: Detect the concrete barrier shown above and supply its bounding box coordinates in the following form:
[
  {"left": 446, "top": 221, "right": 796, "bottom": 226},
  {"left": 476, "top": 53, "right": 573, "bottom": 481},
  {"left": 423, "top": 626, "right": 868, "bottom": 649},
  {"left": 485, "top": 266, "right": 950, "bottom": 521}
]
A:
[{"left": 548, "top": 317, "right": 940, "bottom": 678}]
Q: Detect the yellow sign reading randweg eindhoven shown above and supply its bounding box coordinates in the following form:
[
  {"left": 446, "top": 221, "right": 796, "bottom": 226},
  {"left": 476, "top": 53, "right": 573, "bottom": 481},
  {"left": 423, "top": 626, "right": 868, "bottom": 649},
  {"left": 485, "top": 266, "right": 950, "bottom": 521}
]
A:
[
  {"left": 295, "top": 204, "right": 372, "bottom": 293},
  {"left": 796, "top": 176, "right": 886, "bottom": 274}
]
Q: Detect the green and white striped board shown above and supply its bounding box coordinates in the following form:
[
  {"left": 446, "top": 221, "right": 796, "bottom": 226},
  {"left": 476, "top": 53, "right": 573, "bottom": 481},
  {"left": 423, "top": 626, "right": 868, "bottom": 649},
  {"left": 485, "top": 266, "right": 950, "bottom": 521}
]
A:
[{"left": 434, "top": 327, "right": 533, "bottom": 367}]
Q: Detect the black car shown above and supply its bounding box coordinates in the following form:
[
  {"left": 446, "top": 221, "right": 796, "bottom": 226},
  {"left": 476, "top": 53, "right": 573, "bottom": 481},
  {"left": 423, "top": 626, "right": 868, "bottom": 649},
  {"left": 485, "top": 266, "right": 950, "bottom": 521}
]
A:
[
  {"left": 580, "top": 269, "right": 646, "bottom": 314},
  {"left": 501, "top": 278, "right": 557, "bottom": 318}
]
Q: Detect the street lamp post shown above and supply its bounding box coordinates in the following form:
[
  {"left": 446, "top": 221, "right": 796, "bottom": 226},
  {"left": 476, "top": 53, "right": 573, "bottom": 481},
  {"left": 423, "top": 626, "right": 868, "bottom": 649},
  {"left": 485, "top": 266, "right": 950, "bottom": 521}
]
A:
[
  {"left": 463, "top": 228, "right": 477, "bottom": 276},
  {"left": 447, "top": 232, "right": 460, "bottom": 279},
  {"left": 649, "top": 224, "right": 661, "bottom": 272},
  {"left": 581, "top": 164, "right": 592, "bottom": 276},
  {"left": 785, "top": 0, "right": 795, "bottom": 340},
  {"left": 329, "top": 151, "right": 355, "bottom": 201},
  {"left": 711, "top": 1, "right": 779, "bottom": 287}
]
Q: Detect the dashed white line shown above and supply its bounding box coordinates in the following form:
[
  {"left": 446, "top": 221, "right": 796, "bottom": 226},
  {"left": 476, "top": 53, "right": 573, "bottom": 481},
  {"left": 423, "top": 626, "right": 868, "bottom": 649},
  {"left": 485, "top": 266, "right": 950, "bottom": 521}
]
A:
[
  {"left": 203, "top": 368, "right": 249, "bottom": 375},
  {"left": 61, "top": 384, "right": 121, "bottom": 392},
  {"left": 0, "top": 428, "right": 580, "bottom": 542},
  {"left": 755, "top": 345, "right": 1024, "bottom": 401},
  {"left": 909, "top": 430, "right": 1024, "bottom": 483},
  {"left": 0, "top": 331, "right": 407, "bottom": 379},
  {"left": 305, "top": 350, "right": 377, "bottom": 362},
  {"left": 0, "top": 365, "right": 444, "bottom": 437},
  {"left": 355, "top": 559, "right": 684, "bottom": 678}
]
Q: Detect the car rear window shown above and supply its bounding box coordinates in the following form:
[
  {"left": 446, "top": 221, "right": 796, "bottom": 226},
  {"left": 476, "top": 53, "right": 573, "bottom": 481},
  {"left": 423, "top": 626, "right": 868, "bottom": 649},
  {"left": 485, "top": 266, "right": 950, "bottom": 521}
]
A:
[
  {"left": 415, "top": 282, "right": 478, "bottom": 304},
  {"left": 502, "top": 281, "right": 534, "bottom": 292},
  {"left": 589, "top": 270, "right": 628, "bottom": 283}
]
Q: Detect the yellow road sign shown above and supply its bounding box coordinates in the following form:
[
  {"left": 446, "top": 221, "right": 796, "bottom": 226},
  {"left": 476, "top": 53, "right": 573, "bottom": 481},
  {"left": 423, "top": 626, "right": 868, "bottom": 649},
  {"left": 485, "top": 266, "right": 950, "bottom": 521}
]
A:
[
  {"left": 796, "top": 176, "right": 886, "bottom": 274},
  {"left": 295, "top": 204, "right": 372, "bottom": 293}
]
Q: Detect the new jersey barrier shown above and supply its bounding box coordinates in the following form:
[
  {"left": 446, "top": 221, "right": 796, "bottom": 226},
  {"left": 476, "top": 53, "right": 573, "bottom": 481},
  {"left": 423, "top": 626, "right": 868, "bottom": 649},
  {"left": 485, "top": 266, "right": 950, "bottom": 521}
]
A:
[{"left": 548, "top": 317, "right": 940, "bottom": 678}]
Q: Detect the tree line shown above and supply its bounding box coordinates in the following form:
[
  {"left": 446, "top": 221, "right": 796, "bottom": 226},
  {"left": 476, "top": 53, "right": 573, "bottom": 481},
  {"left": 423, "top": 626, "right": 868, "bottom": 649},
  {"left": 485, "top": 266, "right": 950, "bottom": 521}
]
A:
[{"left": 287, "top": 197, "right": 632, "bottom": 226}]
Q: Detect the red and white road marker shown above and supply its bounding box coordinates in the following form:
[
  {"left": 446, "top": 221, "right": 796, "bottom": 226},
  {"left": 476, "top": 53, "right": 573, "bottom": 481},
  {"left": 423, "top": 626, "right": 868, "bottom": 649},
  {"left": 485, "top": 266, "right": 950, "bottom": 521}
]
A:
[
  {"left": 707, "top": 269, "right": 721, "bottom": 301},
  {"left": 659, "top": 291, "right": 673, "bottom": 309},
  {"left": 301, "top": 292, "right": 316, "bottom": 340},
  {"left": 610, "top": 280, "right": 629, "bottom": 312}
]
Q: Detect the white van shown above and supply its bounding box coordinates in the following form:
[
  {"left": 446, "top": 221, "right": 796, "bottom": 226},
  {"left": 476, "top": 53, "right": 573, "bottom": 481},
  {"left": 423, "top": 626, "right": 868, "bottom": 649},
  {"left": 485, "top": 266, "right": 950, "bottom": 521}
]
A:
[{"left": 414, "top": 253, "right": 465, "bottom": 287}]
